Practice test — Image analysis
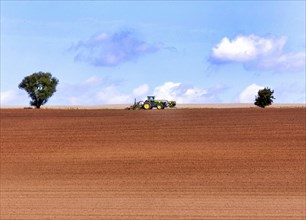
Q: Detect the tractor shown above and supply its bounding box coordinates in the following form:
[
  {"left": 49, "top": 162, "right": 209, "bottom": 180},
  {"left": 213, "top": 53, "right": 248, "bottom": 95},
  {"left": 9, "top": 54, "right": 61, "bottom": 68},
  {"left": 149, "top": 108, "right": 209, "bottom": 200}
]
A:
[{"left": 142, "top": 96, "right": 176, "bottom": 110}]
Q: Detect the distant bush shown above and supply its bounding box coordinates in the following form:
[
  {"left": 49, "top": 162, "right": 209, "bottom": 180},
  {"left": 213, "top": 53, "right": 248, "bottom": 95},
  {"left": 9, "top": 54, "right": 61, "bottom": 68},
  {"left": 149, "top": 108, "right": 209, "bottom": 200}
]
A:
[{"left": 254, "top": 87, "right": 275, "bottom": 108}]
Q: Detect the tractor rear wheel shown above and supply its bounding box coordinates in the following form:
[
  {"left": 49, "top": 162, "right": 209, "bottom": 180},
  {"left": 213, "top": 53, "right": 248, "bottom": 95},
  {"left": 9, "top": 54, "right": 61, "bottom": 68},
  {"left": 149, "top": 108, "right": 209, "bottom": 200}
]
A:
[
  {"left": 143, "top": 102, "right": 151, "bottom": 110},
  {"left": 157, "top": 103, "right": 164, "bottom": 110}
]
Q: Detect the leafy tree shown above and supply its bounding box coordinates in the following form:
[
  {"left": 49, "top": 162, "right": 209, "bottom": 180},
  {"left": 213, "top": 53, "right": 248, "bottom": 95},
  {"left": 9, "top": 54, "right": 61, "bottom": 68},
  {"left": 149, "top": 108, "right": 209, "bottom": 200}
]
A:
[
  {"left": 18, "top": 72, "right": 59, "bottom": 109},
  {"left": 254, "top": 87, "right": 275, "bottom": 108}
]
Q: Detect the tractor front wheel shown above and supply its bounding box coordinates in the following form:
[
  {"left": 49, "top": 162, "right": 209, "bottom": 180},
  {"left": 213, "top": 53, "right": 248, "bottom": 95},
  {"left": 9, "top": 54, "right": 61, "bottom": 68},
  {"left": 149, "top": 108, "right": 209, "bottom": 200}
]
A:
[{"left": 157, "top": 103, "right": 164, "bottom": 110}]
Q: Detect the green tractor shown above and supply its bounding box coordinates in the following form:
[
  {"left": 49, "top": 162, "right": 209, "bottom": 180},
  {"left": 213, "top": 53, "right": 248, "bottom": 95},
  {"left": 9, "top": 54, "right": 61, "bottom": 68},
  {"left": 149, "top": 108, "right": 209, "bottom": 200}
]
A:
[{"left": 143, "top": 96, "right": 176, "bottom": 110}]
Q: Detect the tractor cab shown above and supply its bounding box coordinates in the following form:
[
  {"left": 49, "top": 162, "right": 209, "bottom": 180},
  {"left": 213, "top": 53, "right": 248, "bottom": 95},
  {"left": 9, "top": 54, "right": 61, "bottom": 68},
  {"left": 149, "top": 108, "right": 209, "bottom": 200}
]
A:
[{"left": 147, "top": 96, "right": 155, "bottom": 102}]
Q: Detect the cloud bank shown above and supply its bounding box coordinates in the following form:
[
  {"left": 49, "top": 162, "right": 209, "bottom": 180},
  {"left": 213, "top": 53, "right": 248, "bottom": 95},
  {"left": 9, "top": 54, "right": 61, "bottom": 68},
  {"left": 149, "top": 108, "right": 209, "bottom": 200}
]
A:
[
  {"left": 2, "top": 79, "right": 304, "bottom": 106},
  {"left": 58, "top": 79, "right": 219, "bottom": 105},
  {"left": 210, "top": 34, "right": 305, "bottom": 72},
  {"left": 71, "top": 31, "right": 167, "bottom": 66},
  {"left": 45, "top": 75, "right": 224, "bottom": 105}
]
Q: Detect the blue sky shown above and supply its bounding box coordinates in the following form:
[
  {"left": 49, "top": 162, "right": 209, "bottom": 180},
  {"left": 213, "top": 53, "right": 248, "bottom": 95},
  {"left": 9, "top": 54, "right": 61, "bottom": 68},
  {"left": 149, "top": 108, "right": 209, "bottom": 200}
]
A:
[{"left": 1, "top": 1, "right": 305, "bottom": 106}]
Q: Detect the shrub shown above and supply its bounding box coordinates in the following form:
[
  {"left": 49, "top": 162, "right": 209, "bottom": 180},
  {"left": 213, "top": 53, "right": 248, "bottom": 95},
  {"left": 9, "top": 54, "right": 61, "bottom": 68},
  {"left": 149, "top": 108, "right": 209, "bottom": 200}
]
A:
[{"left": 254, "top": 87, "right": 275, "bottom": 108}]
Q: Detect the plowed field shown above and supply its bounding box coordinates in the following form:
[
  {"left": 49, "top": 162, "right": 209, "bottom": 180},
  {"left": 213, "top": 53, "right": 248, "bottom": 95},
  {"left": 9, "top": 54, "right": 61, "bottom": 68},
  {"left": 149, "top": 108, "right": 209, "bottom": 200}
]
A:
[{"left": 1, "top": 108, "right": 305, "bottom": 219}]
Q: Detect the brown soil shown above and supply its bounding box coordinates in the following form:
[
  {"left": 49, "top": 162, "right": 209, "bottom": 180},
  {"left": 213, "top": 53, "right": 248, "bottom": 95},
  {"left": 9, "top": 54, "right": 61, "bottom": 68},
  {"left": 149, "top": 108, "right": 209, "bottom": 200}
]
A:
[{"left": 1, "top": 108, "right": 305, "bottom": 219}]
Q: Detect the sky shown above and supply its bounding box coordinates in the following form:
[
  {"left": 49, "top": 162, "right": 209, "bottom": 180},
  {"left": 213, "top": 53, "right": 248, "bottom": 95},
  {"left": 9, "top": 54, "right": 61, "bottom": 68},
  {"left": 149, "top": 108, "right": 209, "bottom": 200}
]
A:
[{"left": 1, "top": 0, "right": 305, "bottom": 106}]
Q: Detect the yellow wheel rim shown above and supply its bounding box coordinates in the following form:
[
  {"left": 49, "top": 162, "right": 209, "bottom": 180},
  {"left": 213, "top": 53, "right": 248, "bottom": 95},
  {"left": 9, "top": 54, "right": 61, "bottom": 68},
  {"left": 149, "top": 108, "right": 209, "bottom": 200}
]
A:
[
  {"left": 144, "top": 104, "right": 150, "bottom": 109},
  {"left": 157, "top": 105, "right": 161, "bottom": 109}
]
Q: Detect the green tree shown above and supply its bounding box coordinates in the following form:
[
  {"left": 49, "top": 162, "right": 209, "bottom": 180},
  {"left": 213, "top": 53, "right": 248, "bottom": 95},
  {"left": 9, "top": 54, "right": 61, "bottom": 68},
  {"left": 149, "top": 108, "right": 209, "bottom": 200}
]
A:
[
  {"left": 254, "top": 87, "right": 275, "bottom": 108},
  {"left": 18, "top": 72, "right": 59, "bottom": 109}
]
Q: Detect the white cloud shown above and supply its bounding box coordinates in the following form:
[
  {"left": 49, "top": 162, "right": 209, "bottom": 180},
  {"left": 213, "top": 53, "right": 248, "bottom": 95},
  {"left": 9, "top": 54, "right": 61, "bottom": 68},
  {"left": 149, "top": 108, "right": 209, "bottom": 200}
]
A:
[
  {"left": 247, "top": 52, "right": 306, "bottom": 72},
  {"left": 210, "top": 34, "right": 305, "bottom": 72},
  {"left": 1, "top": 90, "right": 17, "bottom": 105},
  {"left": 96, "top": 86, "right": 131, "bottom": 104},
  {"left": 132, "top": 84, "right": 149, "bottom": 97},
  {"left": 212, "top": 35, "right": 285, "bottom": 62},
  {"left": 154, "top": 82, "right": 181, "bottom": 100},
  {"left": 154, "top": 82, "right": 215, "bottom": 103},
  {"left": 239, "top": 84, "right": 264, "bottom": 103},
  {"left": 51, "top": 76, "right": 110, "bottom": 105},
  {"left": 0, "top": 90, "right": 28, "bottom": 106}
]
